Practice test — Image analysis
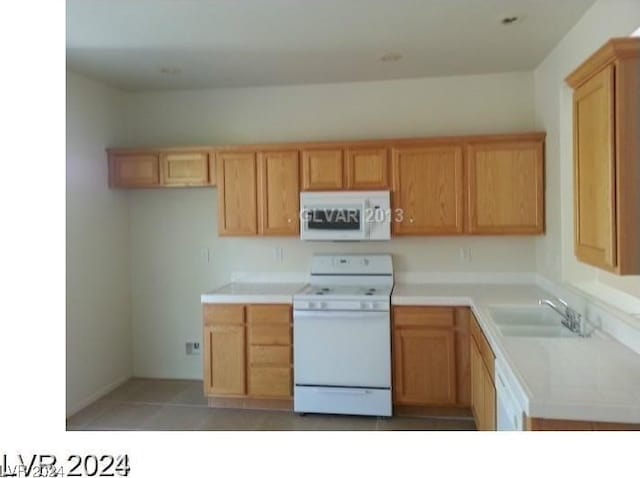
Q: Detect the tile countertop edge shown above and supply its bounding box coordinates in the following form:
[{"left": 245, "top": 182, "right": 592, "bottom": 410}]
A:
[
  {"left": 200, "top": 282, "right": 307, "bottom": 305},
  {"left": 391, "top": 287, "right": 640, "bottom": 425},
  {"left": 201, "top": 295, "right": 296, "bottom": 304}
]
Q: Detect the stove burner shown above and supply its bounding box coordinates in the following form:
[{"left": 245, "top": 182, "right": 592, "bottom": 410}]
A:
[
  {"left": 365, "top": 291, "right": 374, "bottom": 295},
  {"left": 315, "top": 291, "right": 325, "bottom": 295},
  {"left": 321, "top": 287, "right": 331, "bottom": 291}
]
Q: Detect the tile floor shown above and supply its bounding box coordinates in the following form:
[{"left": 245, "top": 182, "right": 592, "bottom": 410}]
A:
[{"left": 67, "top": 378, "right": 476, "bottom": 431}]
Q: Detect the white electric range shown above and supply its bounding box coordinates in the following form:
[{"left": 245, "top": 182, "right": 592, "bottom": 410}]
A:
[{"left": 293, "top": 254, "right": 393, "bottom": 417}]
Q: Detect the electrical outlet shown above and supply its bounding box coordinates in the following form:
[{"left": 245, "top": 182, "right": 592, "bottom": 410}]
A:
[
  {"left": 273, "top": 247, "right": 284, "bottom": 263},
  {"left": 459, "top": 247, "right": 472, "bottom": 263},
  {"left": 200, "top": 248, "right": 210, "bottom": 263},
  {"left": 185, "top": 342, "right": 201, "bottom": 356}
]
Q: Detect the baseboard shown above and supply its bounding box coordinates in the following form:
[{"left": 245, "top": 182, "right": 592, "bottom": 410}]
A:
[
  {"left": 393, "top": 405, "right": 473, "bottom": 419},
  {"left": 66, "top": 374, "right": 132, "bottom": 418}
]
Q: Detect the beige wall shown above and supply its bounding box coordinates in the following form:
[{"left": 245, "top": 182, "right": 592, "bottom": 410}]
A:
[
  {"left": 120, "top": 72, "right": 538, "bottom": 378},
  {"left": 534, "top": 0, "right": 640, "bottom": 299},
  {"left": 66, "top": 72, "right": 132, "bottom": 414}
]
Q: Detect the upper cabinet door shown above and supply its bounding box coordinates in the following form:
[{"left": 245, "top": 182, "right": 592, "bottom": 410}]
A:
[
  {"left": 466, "top": 139, "right": 544, "bottom": 235},
  {"left": 344, "top": 148, "right": 390, "bottom": 190},
  {"left": 257, "top": 151, "right": 300, "bottom": 236},
  {"left": 160, "top": 151, "right": 210, "bottom": 186},
  {"left": 108, "top": 153, "right": 160, "bottom": 188},
  {"left": 391, "top": 145, "right": 464, "bottom": 235},
  {"left": 573, "top": 66, "right": 617, "bottom": 270},
  {"left": 217, "top": 152, "right": 258, "bottom": 236},
  {"left": 301, "top": 149, "right": 344, "bottom": 190}
]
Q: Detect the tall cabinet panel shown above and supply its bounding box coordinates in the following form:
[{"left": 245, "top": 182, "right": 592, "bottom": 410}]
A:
[
  {"left": 573, "top": 66, "right": 616, "bottom": 269},
  {"left": 566, "top": 37, "right": 640, "bottom": 274}
]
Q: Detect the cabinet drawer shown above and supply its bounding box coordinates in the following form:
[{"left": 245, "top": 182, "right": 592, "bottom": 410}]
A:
[
  {"left": 249, "top": 345, "right": 291, "bottom": 366},
  {"left": 248, "top": 367, "right": 292, "bottom": 397},
  {"left": 247, "top": 304, "right": 291, "bottom": 324},
  {"left": 248, "top": 324, "right": 291, "bottom": 345},
  {"left": 393, "top": 306, "right": 455, "bottom": 328},
  {"left": 203, "top": 304, "right": 244, "bottom": 325},
  {"left": 470, "top": 315, "right": 495, "bottom": 379}
]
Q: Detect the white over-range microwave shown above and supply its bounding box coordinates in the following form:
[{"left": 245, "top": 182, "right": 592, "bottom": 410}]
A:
[{"left": 300, "top": 191, "right": 391, "bottom": 241}]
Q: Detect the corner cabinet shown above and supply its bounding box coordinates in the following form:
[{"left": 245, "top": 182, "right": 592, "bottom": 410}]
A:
[
  {"left": 203, "top": 304, "right": 293, "bottom": 405},
  {"left": 566, "top": 38, "right": 640, "bottom": 274}
]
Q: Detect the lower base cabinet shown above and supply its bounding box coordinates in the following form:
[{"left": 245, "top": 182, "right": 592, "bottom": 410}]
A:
[
  {"left": 392, "top": 306, "right": 471, "bottom": 409},
  {"left": 470, "top": 314, "right": 496, "bottom": 431},
  {"left": 203, "top": 304, "right": 292, "bottom": 402}
]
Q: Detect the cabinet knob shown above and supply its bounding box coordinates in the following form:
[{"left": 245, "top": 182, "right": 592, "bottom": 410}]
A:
[
  {"left": 287, "top": 218, "right": 292, "bottom": 223},
  {"left": 409, "top": 218, "right": 414, "bottom": 223}
]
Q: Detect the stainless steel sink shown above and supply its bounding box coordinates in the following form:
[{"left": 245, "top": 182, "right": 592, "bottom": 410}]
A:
[{"left": 488, "top": 306, "right": 583, "bottom": 338}]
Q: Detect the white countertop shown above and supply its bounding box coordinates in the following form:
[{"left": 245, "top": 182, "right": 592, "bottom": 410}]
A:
[
  {"left": 392, "top": 283, "right": 640, "bottom": 424},
  {"left": 201, "top": 282, "right": 306, "bottom": 304},
  {"left": 200, "top": 279, "right": 640, "bottom": 423}
]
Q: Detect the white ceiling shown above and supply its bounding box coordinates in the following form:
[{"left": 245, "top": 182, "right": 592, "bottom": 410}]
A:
[{"left": 66, "top": 0, "right": 596, "bottom": 91}]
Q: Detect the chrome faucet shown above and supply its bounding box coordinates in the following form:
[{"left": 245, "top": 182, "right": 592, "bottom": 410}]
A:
[{"left": 539, "top": 298, "right": 590, "bottom": 337}]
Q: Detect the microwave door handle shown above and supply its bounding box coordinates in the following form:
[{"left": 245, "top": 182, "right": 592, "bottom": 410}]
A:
[{"left": 361, "top": 201, "right": 369, "bottom": 238}]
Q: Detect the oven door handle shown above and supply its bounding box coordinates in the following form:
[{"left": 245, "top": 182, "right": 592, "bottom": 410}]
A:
[{"left": 313, "top": 388, "right": 372, "bottom": 395}]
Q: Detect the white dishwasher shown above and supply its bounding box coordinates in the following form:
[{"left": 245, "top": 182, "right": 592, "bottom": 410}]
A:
[{"left": 495, "top": 360, "right": 525, "bottom": 431}]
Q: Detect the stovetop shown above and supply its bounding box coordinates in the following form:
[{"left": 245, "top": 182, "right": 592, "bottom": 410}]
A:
[{"left": 297, "top": 284, "right": 393, "bottom": 299}]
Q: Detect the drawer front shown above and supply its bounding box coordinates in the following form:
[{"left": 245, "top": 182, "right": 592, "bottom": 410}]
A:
[
  {"left": 204, "top": 304, "right": 244, "bottom": 325},
  {"left": 249, "top": 345, "right": 291, "bottom": 366},
  {"left": 248, "top": 367, "right": 292, "bottom": 397},
  {"left": 393, "top": 306, "right": 455, "bottom": 328},
  {"left": 247, "top": 304, "right": 291, "bottom": 324},
  {"left": 248, "top": 324, "right": 291, "bottom": 345},
  {"left": 470, "top": 315, "right": 495, "bottom": 378}
]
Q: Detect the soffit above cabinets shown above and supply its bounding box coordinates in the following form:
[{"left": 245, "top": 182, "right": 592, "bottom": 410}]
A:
[{"left": 66, "top": 0, "right": 595, "bottom": 90}]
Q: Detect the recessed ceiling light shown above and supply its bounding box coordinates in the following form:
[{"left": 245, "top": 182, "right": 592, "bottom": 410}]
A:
[
  {"left": 159, "top": 66, "right": 181, "bottom": 75},
  {"left": 500, "top": 15, "right": 523, "bottom": 25},
  {"left": 380, "top": 52, "right": 403, "bottom": 62}
]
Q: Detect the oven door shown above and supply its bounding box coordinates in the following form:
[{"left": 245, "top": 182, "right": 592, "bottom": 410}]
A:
[
  {"left": 293, "top": 310, "right": 391, "bottom": 388},
  {"left": 300, "top": 201, "right": 367, "bottom": 241}
]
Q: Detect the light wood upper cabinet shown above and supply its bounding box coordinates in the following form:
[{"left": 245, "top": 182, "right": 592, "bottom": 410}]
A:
[
  {"left": 203, "top": 305, "right": 246, "bottom": 396},
  {"left": 217, "top": 152, "right": 258, "bottom": 236},
  {"left": 257, "top": 151, "right": 300, "bottom": 236},
  {"left": 108, "top": 153, "right": 160, "bottom": 188},
  {"left": 345, "top": 148, "right": 389, "bottom": 190},
  {"left": 566, "top": 38, "right": 640, "bottom": 275},
  {"left": 160, "top": 151, "right": 210, "bottom": 186},
  {"left": 301, "top": 149, "right": 344, "bottom": 190},
  {"left": 108, "top": 149, "right": 215, "bottom": 188},
  {"left": 466, "top": 138, "right": 544, "bottom": 234},
  {"left": 391, "top": 145, "right": 464, "bottom": 235},
  {"left": 573, "top": 66, "right": 616, "bottom": 269}
]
